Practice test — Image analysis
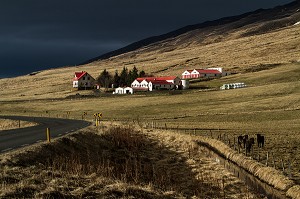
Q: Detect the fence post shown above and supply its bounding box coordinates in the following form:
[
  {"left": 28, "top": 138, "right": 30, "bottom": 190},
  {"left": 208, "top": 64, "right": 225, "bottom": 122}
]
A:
[
  {"left": 281, "top": 159, "right": 285, "bottom": 172},
  {"left": 272, "top": 152, "right": 276, "bottom": 169},
  {"left": 46, "top": 128, "right": 51, "bottom": 142},
  {"left": 18, "top": 120, "right": 21, "bottom": 128},
  {"left": 266, "top": 152, "right": 269, "bottom": 166},
  {"left": 234, "top": 137, "right": 236, "bottom": 150},
  {"left": 288, "top": 161, "right": 292, "bottom": 178}
]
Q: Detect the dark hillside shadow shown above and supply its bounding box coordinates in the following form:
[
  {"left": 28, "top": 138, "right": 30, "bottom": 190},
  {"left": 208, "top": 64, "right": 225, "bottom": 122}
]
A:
[{"left": 3, "top": 126, "right": 222, "bottom": 198}]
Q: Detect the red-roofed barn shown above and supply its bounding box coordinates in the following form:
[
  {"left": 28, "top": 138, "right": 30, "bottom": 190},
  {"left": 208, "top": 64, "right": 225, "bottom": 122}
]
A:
[
  {"left": 131, "top": 76, "right": 181, "bottom": 91},
  {"left": 182, "top": 68, "right": 229, "bottom": 79}
]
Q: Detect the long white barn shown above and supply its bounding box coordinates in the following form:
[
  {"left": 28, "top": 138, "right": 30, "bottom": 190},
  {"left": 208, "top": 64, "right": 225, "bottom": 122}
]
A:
[
  {"left": 182, "top": 68, "right": 230, "bottom": 79},
  {"left": 131, "top": 76, "right": 183, "bottom": 91}
]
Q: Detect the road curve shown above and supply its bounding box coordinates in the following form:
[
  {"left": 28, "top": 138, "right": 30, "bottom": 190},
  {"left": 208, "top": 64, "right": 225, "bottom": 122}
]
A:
[{"left": 0, "top": 115, "right": 91, "bottom": 153}]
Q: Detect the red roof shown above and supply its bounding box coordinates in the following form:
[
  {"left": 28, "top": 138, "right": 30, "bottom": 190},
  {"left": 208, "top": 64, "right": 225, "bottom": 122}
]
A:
[
  {"left": 151, "top": 80, "right": 173, "bottom": 85},
  {"left": 136, "top": 76, "right": 178, "bottom": 82},
  {"left": 73, "top": 71, "right": 87, "bottom": 80},
  {"left": 195, "top": 69, "right": 221, "bottom": 74}
]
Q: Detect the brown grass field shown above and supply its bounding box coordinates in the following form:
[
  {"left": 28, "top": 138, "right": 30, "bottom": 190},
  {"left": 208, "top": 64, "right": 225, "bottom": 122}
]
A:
[
  {"left": 0, "top": 119, "right": 37, "bottom": 131},
  {"left": 0, "top": 124, "right": 264, "bottom": 198},
  {"left": 0, "top": 16, "right": 299, "bottom": 198}
]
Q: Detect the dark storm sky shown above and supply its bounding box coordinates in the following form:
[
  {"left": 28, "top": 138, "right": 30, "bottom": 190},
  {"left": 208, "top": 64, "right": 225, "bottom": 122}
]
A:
[{"left": 0, "top": 0, "right": 294, "bottom": 78}]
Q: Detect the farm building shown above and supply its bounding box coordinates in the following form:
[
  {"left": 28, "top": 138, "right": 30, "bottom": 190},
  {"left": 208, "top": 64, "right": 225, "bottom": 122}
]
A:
[
  {"left": 182, "top": 68, "right": 230, "bottom": 79},
  {"left": 73, "top": 71, "right": 95, "bottom": 90},
  {"left": 113, "top": 87, "right": 133, "bottom": 94},
  {"left": 131, "top": 76, "right": 182, "bottom": 91}
]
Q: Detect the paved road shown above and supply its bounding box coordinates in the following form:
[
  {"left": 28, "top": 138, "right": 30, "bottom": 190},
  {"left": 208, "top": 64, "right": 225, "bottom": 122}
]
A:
[{"left": 0, "top": 115, "right": 91, "bottom": 153}]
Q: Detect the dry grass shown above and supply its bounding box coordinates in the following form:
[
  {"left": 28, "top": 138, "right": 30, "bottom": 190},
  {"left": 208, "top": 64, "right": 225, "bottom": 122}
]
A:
[
  {"left": 0, "top": 25, "right": 299, "bottom": 101},
  {"left": 0, "top": 119, "right": 37, "bottom": 131},
  {"left": 0, "top": 124, "right": 262, "bottom": 198}
]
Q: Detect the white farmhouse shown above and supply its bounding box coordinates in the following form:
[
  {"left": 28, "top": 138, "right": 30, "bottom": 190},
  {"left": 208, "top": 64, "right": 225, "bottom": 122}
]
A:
[{"left": 73, "top": 71, "right": 95, "bottom": 90}]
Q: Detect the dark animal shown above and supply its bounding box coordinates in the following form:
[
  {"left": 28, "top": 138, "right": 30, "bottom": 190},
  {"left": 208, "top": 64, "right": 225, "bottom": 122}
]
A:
[
  {"left": 257, "top": 134, "right": 265, "bottom": 148},
  {"left": 237, "top": 134, "right": 248, "bottom": 148},
  {"left": 245, "top": 138, "right": 255, "bottom": 155},
  {"left": 238, "top": 135, "right": 243, "bottom": 148}
]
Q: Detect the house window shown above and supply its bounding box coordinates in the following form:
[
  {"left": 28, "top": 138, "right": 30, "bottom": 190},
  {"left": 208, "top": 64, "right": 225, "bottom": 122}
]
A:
[
  {"left": 88, "top": 77, "right": 90, "bottom": 80},
  {"left": 83, "top": 77, "right": 85, "bottom": 80}
]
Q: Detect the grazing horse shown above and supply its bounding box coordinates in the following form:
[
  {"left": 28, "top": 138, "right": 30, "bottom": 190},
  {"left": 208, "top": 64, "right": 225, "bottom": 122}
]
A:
[
  {"left": 238, "top": 134, "right": 248, "bottom": 148},
  {"left": 238, "top": 135, "right": 243, "bottom": 148},
  {"left": 257, "top": 134, "right": 265, "bottom": 148},
  {"left": 245, "top": 138, "right": 255, "bottom": 155}
]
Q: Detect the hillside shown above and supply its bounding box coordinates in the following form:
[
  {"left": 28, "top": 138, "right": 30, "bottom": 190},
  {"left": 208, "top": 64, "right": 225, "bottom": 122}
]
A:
[
  {"left": 0, "top": 1, "right": 299, "bottom": 101},
  {"left": 82, "top": 1, "right": 299, "bottom": 63}
]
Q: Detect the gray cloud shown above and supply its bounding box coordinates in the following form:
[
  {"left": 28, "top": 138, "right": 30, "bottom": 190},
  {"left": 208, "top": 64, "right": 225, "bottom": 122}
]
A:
[{"left": 0, "top": 0, "right": 294, "bottom": 77}]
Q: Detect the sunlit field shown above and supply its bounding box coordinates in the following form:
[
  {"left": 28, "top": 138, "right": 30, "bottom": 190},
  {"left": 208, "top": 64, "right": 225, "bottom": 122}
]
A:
[{"left": 0, "top": 119, "right": 37, "bottom": 131}]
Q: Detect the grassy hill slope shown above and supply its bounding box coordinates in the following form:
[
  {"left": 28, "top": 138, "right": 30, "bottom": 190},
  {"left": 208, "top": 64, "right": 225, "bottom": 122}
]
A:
[{"left": 0, "top": 1, "right": 299, "bottom": 101}]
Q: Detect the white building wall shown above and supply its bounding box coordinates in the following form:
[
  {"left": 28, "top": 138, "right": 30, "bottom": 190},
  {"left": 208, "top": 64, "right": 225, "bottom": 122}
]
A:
[
  {"left": 191, "top": 70, "right": 200, "bottom": 78},
  {"left": 181, "top": 80, "right": 189, "bottom": 90},
  {"left": 131, "top": 80, "right": 140, "bottom": 87},
  {"left": 124, "top": 87, "right": 133, "bottom": 94},
  {"left": 140, "top": 80, "right": 149, "bottom": 88},
  {"left": 182, "top": 71, "right": 191, "bottom": 79},
  {"left": 115, "top": 87, "right": 124, "bottom": 94},
  {"left": 73, "top": 80, "right": 79, "bottom": 88},
  {"left": 148, "top": 82, "right": 153, "bottom": 91}
]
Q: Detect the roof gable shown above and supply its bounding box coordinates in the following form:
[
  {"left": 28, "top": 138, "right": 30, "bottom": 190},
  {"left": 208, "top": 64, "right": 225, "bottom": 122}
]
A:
[
  {"left": 182, "top": 70, "right": 193, "bottom": 75},
  {"left": 73, "top": 71, "right": 95, "bottom": 81},
  {"left": 74, "top": 71, "right": 87, "bottom": 80}
]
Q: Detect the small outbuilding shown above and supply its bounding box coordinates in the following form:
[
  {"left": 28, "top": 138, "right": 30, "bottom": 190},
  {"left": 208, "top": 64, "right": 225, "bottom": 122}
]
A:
[
  {"left": 114, "top": 87, "right": 133, "bottom": 94},
  {"left": 124, "top": 87, "right": 133, "bottom": 94}
]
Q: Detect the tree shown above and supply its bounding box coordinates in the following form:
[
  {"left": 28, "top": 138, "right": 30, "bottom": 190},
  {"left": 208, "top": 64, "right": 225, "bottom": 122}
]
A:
[
  {"left": 132, "top": 66, "right": 139, "bottom": 79},
  {"left": 139, "top": 70, "right": 146, "bottom": 77},
  {"left": 119, "top": 67, "right": 128, "bottom": 86},
  {"left": 127, "top": 69, "right": 134, "bottom": 86},
  {"left": 97, "top": 69, "right": 112, "bottom": 90},
  {"left": 113, "top": 70, "right": 120, "bottom": 88}
]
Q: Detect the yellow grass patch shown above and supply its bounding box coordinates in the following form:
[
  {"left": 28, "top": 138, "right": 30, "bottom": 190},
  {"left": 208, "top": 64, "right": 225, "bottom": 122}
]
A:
[{"left": 0, "top": 119, "right": 37, "bottom": 131}]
